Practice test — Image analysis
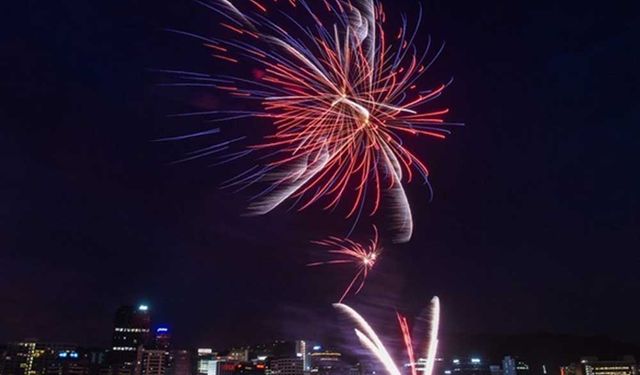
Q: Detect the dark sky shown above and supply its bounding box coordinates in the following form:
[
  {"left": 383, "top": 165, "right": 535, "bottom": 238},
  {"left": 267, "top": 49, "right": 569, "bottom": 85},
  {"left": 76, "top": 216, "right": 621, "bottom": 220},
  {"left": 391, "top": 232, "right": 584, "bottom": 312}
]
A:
[{"left": 1, "top": 0, "right": 639, "bottom": 350}]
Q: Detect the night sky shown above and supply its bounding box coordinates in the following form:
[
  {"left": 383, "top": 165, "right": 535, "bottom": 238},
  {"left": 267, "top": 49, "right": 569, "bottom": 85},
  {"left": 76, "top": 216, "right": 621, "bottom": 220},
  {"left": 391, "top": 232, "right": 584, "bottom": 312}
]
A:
[{"left": 2, "top": 0, "right": 639, "bottom": 350}]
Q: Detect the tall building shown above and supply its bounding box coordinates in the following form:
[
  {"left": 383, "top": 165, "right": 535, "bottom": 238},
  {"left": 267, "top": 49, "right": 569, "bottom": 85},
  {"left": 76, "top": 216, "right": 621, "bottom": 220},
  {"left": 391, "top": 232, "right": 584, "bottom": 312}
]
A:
[
  {"left": 138, "top": 326, "right": 172, "bottom": 375},
  {"left": 294, "top": 342, "right": 307, "bottom": 373},
  {"left": 110, "top": 305, "right": 151, "bottom": 371},
  {"left": 1, "top": 341, "right": 38, "bottom": 375},
  {"left": 502, "top": 357, "right": 529, "bottom": 375},
  {"left": 140, "top": 351, "right": 169, "bottom": 375},
  {"left": 154, "top": 330, "right": 171, "bottom": 352},
  {"left": 0, "top": 341, "right": 77, "bottom": 375}
]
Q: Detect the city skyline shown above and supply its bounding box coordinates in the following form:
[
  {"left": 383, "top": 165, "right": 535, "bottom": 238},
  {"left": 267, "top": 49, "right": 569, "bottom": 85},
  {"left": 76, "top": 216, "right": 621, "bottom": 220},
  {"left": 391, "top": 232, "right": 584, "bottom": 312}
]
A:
[
  {"left": 2, "top": 302, "right": 638, "bottom": 358},
  {"left": 1, "top": 300, "right": 638, "bottom": 375},
  {"left": 1, "top": 332, "right": 638, "bottom": 375}
]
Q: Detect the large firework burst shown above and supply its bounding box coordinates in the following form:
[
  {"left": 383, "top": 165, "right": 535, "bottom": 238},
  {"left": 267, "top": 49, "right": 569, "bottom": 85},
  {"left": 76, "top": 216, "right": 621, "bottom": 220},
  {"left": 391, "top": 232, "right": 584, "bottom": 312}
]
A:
[{"left": 163, "top": 0, "right": 459, "bottom": 242}]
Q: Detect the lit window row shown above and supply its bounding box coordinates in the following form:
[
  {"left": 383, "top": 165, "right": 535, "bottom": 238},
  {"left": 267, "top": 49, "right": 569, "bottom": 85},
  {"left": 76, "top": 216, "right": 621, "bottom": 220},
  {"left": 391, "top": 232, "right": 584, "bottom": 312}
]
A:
[
  {"left": 113, "top": 347, "right": 137, "bottom": 351},
  {"left": 593, "top": 368, "right": 633, "bottom": 371},
  {"left": 114, "top": 328, "right": 149, "bottom": 333}
]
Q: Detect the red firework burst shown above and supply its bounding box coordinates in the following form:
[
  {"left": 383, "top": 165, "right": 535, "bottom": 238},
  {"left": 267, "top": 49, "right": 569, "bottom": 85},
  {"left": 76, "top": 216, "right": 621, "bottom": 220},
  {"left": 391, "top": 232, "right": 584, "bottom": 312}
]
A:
[{"left": 308, "top": 225, "right": 381, "bottom": 302}]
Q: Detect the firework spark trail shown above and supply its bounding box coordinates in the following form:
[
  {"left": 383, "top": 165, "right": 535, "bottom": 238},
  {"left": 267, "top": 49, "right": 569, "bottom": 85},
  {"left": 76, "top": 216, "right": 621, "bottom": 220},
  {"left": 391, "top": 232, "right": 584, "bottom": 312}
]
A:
[
  {"left": 397, "top": 313, "right": 417, "bottom": 375},
  {"left": 424, "top": 296, "right": 440, "bottom": 375},
  {"left": 334, "top": 303, "right": 401, "bottom": 375},
  {"left": 164, "top": 0, "right": 460, "bottom": 242},
  {"left": 308, "top": 225, "right": 381, "bottom": 302},
  {"left": 335, "top": 297, "right": 440, "bottom": 375}
]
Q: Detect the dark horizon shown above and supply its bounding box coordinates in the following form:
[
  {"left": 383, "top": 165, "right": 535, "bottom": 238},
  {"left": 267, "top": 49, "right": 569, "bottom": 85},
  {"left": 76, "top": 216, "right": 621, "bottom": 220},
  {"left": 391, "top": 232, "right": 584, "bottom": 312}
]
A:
[{"left": 2, "top": 0, "right": 639, "bottom": 352}]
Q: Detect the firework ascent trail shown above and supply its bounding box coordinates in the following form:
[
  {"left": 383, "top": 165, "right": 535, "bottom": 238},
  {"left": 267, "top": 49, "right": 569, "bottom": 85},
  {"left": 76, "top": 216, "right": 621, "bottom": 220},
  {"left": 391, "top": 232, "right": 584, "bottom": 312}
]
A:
[
  {"left": 335, "top": 297, "right": 441, "bottom": 375},
  {"left": 162, "top": 0, "right": 459, "bottom": 243}
]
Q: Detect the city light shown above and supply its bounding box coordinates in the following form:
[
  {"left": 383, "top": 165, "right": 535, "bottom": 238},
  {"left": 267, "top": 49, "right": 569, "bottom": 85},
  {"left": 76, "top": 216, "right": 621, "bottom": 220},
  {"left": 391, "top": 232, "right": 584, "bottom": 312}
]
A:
[
  {"left": 138, "top": 304, "right": 148, "bottom": 311},
  {"left": 57, "top": 351, "right": 79, "bottom": 359}
]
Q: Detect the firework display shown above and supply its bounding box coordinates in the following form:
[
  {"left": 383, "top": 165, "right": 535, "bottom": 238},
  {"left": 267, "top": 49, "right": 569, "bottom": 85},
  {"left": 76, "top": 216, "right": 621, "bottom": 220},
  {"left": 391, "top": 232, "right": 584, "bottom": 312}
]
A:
[
  {"left": 308, "top": 225, "right": 382, "bottom": 302},
  {"left": 168, "top": 0, "right": 457, "bottom": 243},
  {"left": 335, "top": 297, "right": 441, "bottom": 375},
  {"left": 167, "top": 1, "right": 454, "bottom": 366}
]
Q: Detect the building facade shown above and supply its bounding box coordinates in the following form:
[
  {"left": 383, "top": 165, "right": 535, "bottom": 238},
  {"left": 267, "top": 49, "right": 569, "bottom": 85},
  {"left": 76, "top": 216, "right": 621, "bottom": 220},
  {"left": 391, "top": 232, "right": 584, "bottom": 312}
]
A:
[
  {"left": 562, "top": 357, "right": 637, "bottom": 375},
  {"left": 167, "top": 351, "right": 190, "bottom": 375},
  {"left": 140, "top": 350, "right": 169, "bottom": 375},
  {"left": 269, "top": 359, "right": 303, "bottom": 375},
  {"left": 309, "top": 351, "right": 348, "bottom": 375},
  {"left": 502, "top": 357, "right": 530, "bottom": 375},
  {"left": 109, "top": 305, "right": 151, "bottom": 374},
  {"left": 0, "top": 342, "right": 78, "bottom": 375}
]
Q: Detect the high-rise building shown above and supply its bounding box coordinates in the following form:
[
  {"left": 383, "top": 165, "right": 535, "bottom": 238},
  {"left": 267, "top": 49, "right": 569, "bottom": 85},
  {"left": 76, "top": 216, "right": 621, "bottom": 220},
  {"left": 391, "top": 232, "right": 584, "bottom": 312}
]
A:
[
  {"left": 154, "top": 330, "right": 170, "bottom": 352},
  {"left": 0, "top": 342, "right": 77, "bottom": 375},
  {"left": 294, "top": 342, "right": 307, "bottom": 373},
  {"left": 140, "top": 351, "right": 169, "bottom": 375},
  {"left": 136, "top": 326, "right": 172, "bottom": 375},
  {"left": 502, "top": 357, "right": 529, "bottom": 375},
  {"left": 1, "top": 341, "right": 38, "bottom": 375},
  {"left": 110, "top": 305, "right": 151, "bottom": 371}
]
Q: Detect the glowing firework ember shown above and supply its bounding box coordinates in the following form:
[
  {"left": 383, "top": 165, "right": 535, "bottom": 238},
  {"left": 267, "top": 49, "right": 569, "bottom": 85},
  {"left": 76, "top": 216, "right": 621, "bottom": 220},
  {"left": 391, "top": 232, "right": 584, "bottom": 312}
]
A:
[
  {"left": 308, "top": 225, "right": 382, "bottom": 302},
  {"left": 335, "top": 297, "right": 440, "bottom": 375},
  {"left": 164, "top": 0, "right": 459, "bottom": 242}
]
